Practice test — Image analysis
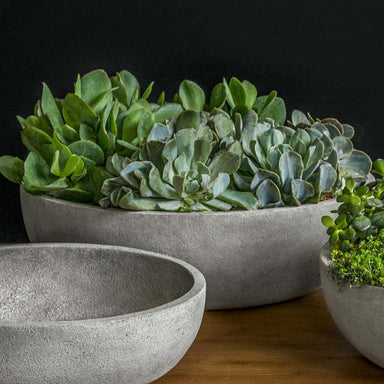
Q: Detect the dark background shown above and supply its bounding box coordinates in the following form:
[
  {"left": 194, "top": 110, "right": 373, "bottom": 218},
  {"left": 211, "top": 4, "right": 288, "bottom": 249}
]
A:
[{"left": 1, "top": 0, "right": 383, "bottom": 242}]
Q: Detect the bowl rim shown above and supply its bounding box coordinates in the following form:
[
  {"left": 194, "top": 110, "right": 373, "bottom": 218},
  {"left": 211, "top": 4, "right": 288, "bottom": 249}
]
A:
[
  {"left": 20, "top": 186, "right": 337, "bottom": 217},
  {"left": 0, "top": 242, "right": 206, "bottom": 328}
]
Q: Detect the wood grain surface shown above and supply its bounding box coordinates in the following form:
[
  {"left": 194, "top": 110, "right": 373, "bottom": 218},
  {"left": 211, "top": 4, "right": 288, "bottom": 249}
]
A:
[{"left": 155, "top": 290, "right": 384, "bottom": 383}]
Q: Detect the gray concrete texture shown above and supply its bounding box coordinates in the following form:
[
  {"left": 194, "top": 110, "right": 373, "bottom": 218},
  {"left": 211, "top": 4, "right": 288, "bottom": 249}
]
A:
[
  {"left": 0, "top": 243, "right": 206, "bottom": 384},
  {"left": 320, "top": 246, "right": 384, "bottom": 368},
  {"left": 21, "top": 188, "right": 338, "bottom": 309}
]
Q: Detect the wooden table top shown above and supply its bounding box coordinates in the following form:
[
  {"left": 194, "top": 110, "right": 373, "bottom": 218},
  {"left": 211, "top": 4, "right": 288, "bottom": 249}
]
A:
[{"left": 155, "top": 290, "right": 384, "bottom": 384}]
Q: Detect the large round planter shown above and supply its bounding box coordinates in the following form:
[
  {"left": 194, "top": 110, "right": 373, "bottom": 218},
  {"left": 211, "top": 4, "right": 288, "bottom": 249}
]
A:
[
  {"left": 320, "top": 246, "right": 384, "bottom": 368},
  {"left": 0, "top": 243, "right": 205, "bottom": 384},
  {"left": 21, "top": 187, "right": 338, "bottom": 310}
]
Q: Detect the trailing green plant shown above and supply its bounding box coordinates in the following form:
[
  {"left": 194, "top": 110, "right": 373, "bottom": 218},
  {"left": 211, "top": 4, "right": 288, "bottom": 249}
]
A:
[
  {"left": 0, "top": 69, "right": 182, "bottom": 203},
  {"left": 329, "top": 228, "right": 384, "bottom": 287},
  {"left": 322, "top": 159, "right": 384, "bottom": 252}
]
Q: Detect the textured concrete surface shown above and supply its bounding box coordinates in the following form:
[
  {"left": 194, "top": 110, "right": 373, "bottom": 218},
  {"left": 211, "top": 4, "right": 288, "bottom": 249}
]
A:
[
  {"left": 21, "top": 188, "right": 338, "bottom": 309},
  {"left": 320, "top": 246, "right": 384, "bottom": 368},
  {"left": 0, "top": 243, "right": 206, "bottom": 384}
]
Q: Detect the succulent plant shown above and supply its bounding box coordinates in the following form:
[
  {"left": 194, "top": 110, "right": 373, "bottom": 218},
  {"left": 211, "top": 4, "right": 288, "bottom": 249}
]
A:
[
  {"left": 0, "top": 69, "right": 182, "bottom": 202},
  {"left": 173, "top": 77, "right": 286, "bottom": 124},
  {"left": 0, "top": 69, "right": 374, "bottom": 212},
  {"left": 100, "top": 123, "right": 251, "bottom": 211},
  {"left": 230, "top": 110, "right": 372, "bottom": 208},
  {"left": 322, "top": 159, "right": 384, "bottom": 251}
]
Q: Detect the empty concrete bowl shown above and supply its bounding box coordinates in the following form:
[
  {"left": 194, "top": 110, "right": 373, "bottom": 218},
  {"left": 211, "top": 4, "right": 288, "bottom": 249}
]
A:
[
  {"left": 0, "top": 243, "right": 205, "bottom": 384},
  {"left": 320, "top": 246, "right": 384, "bottom": 368},
  {"left": 21, "top": 188, "right": 338, "bottom": 309}
]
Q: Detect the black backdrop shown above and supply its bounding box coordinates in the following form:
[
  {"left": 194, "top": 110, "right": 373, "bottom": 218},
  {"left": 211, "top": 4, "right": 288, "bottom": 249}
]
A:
[{"left": 1, "top": 0, "right": 383, "bottom": 242}]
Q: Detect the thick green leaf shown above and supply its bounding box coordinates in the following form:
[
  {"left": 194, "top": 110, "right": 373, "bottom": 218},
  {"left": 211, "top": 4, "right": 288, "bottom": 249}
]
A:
[
  {"left": 62, "top": 94, "right": 98, "bottom": 129},
  {"left": 219, "top": 190, "right": 258, "bottom": 210},
  {"left": 80, "top": 69, "right": 112, "bottom": 108},
  {"left": 179, "top": 80, "right": 205, "bottom": 112},
  {"left": 142, "top": 81, "right": 154, "bottom": 99},
  {"left": 211, "top": 173, "right": 230, "bottom": 198},
  {"left": 0, "top": 156, "right": 24, "bottom": 183},
  {"left": 76, "top": 166, "right": 111, "bottom": 203},
  {"left": 176, "top": 110, "right": 201, "bottom": 131},
  {"left": 353, "top": 216, "right": 371, "bottom": 232},
  {"left": 21, "top": 127, "right": 54, "bottom": 163},
  {"left": 242, "top": 80, "right": 257, "bottom": 109},
  {"left": 340, "top": 150, "right": 372, "bottom": 181},
  {"left": 41, "top": 83, "right": 64, "bottom": 130},
  {"left": 279, "top": 151, "right": 303, "bottom": 188},
  {"left": 209, "top": 151, "right": 241, "bottom": 179},
  {"left": 68, "top": 140, "right": 104, "bottom": 165},
  {"left": 228, "top": 77, "right": 247, "bottom": 106},
  {"left": 153, "top": 103, "right": 183, "bottom": 123},
  {"left": 209, "top": 83, "right": 226, "bottom": 109},
  {"left": 256, "top": 179, "right": 281, "bottom": 208},
  {"left": 256, "top": 96, "right": 286, "bottom": 125},
  {"left": 291, "top": 110, "right": 310, "bottom": 126},
  {"left": 291, "top": 179, "right": 315, "bottom": 203}
]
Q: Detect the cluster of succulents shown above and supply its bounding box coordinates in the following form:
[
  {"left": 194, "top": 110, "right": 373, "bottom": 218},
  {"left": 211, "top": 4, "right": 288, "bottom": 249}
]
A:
[{"left": 0, "top": 69, "right": 375, "bottom": 211}]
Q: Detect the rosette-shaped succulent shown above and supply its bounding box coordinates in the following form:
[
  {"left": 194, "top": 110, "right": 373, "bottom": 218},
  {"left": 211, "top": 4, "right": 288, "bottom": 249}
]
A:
[
  {"left": 233, "top": 110, "right": 372, "bottom": 208},
  {"left": 100, "top": 120, "right": 257, "bottom": 211}
]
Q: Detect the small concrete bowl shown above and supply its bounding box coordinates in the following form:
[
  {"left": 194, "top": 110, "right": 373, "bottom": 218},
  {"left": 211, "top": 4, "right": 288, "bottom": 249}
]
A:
[
  {"left": 0, "top": 243, "right": 206, "bottom": 384},
  {"left": 21, "top": 188, "right": 338, "bottom": 309},
  {"left": 320, "top": 245, "right": 384, "bottom": 368}
]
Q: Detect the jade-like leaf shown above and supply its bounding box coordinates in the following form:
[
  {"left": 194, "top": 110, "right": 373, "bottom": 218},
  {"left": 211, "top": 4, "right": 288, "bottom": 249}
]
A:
[
  {"left": 242, "top": 80, "right": 257, "bottom": 109},
  {"left": 0, "top": 156, "right": 24, "bottom": 183},
  {"left": 209, "top": 151, "right": 241, "bottom": 179},
  {"left": 228, "top": 77, "right": 247, "bottom": 106},
  {"left": 23, "top": 152, "right": 66, "bottom": 192},
  {"left": 211, "top": 173, "right": 230, "bottom": 198},
  {"left": 371, "top": 211, "right": 384, "bottom": 227},
  {"left": 373, "top": 159, "right": 384, "bottom": 177},
  {"left": 122, "top": 109, "right": 143, "bottom": 142},
  {"left": 179, "top": 80, "right": 205, "bottom": 112},
  {"left": 291, "top": 179, "right": 315, "bottom": 203},
  {"left": 41, "top": 83, "right": 64, "bottom": 130},
  {"left": 176, "top": 110, "right": 201, "bottom": 131},
  {"left": 353, "top": 216, "right": 371, "bottom": 232},
  {"left": 119, "top": 189, "right": 161, "bottom": 210},
  {"left": 256, "top": 179, "right": 281, "bottom": 208},
  {"left": 203, "top": 198, "right": 233, "bottom": 211},
  {"left": 52, "top": 188, "right": 91, "bottom": 203},
  {"left": 256, "top": 96, "right": 286, "bottom": 125},
  {"left": 76, "top": 166, "right": 111, "bottom": 203},
  {"left": 153, "top": 103, "right": 183, "bottom": 123},
  {"left": 21, "top": 127, "right": 54, "bottom": 163},
  {"left": 209, "top": 83, "right": 226, "bottom": 109},
  {"left": 250, "top": 168, "right": 281, "bottom": 191},
  {"left": 339, "top": 150, "right": 372, "bottom": 180},
  {"left": 62, "top": 94, "right": 98, "bottom": 129},
  {"left": 259, "top": 128, "right": 284, "bottom": 154},
  {"left": 142, "top": 81, "right": 154, "bottom": 99},
  {"left": 212, "top": 114, "right": 235, "bottom": 139},
  {"left": 279, "top": 151, "right": 303, "bottom": 188},
  {"left": 193, "top": 139, "right": 212, "bottom": 167},
  {"left": 291, "top": 110, "right": 310, "bottom": 126},
  {"left": 342, "top": 124, "right": 355, "bottom": 139},
  {"left": 219, "top": 190, "right": 258, "bottom": 210},
  {"left": 117, "top": 70, "right": 140, "bottom": 104},
  {"left": 333, "top": 136, "right": 353, "bottom": 158},
  {"left": 80, "top": 69, "right": 112, "bottom": 109},
  {"left": 148, "top": 166, "right": 178, "bottom": 199},
  {"left": 68, "top": 140, "right": 104, "bottom": 165}
]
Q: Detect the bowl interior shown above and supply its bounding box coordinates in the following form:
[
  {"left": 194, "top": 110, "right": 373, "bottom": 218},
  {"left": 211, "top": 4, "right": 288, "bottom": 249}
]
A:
[{"left": 0, "top": 245, "right": 194, "bottom": 322}]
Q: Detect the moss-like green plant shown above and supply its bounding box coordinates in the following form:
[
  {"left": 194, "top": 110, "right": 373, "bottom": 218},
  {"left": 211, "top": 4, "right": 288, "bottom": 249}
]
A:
[{"left": 329, "top": 229, "right": 384, "bottom": 287}]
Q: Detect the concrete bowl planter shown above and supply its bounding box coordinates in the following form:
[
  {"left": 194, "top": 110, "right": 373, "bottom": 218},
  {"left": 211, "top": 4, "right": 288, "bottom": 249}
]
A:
[
  {"left": 320, "top": 246, "right": 384, "bottom": 368},
  {"left": 21, "top": 187, "right": 338, "bottom": 310},
  {"left": 0, "top": 243, "right": 205, "bottom": 384}
]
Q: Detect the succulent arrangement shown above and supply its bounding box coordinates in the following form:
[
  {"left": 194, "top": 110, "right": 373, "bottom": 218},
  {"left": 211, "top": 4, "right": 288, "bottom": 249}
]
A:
[
  {"left": 322, "top": 160, "right": 384, "bottom": 286},
  {"left": 0, "top": 69, "right": 373, "bottom": 211}
]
